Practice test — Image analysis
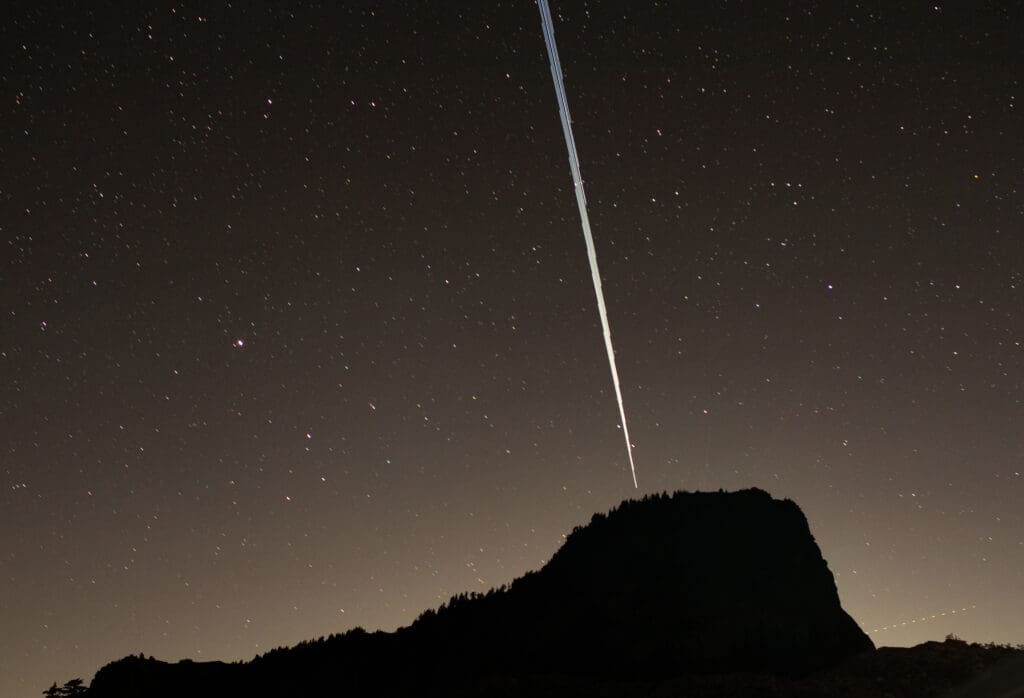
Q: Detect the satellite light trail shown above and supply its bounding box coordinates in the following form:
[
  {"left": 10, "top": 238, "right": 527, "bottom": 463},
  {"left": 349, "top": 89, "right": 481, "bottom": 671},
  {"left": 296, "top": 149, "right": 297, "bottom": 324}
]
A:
[
  {"left": 868, "top": 604, "right": 978, "bottom": 634},
  {"left": 537, "top": 0, "right": 638, "bottom": 488}
]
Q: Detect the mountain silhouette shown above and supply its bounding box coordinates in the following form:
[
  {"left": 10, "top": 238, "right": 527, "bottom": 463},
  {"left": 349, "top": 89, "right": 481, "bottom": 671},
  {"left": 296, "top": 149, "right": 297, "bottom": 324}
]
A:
[{"left": 87, "top": 488, "right": 875, "bottom": 697}]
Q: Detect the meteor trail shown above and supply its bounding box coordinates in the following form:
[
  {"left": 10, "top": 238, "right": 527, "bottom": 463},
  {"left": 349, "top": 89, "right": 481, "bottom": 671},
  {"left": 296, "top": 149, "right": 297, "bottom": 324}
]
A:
[{"left": 537, "top": 0, "right": 638, "bottom": 488}]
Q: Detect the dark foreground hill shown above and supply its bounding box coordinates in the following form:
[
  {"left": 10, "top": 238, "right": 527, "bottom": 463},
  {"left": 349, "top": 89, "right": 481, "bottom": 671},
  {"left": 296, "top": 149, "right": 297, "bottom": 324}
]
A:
[{"left": 88, "top": 489, "right": 879, "bottom": 697}]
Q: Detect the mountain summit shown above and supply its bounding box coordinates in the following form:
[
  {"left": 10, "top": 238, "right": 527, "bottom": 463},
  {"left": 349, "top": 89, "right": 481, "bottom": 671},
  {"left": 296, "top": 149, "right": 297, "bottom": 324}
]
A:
[
  {"left": 406, "top": 488, "right": 872, "bottom": 679},
  {"left": 88, "top": 489, "right": 872, "bottom": 696}
]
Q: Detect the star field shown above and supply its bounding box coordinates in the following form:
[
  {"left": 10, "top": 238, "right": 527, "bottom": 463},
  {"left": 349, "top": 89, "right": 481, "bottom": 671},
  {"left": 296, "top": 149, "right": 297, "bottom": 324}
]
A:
[{"left": 1, "top": 2, "right": 1022, "bottom": 695}]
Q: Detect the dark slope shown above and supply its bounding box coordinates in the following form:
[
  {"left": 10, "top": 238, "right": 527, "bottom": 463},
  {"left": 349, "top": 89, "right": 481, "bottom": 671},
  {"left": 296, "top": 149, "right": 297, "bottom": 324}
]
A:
[
  {"left": 403, "top": 488, "right": 872, "bottom": 678},
  {"left": 88, "top": 489, "right": 873, "bottom": 697}
]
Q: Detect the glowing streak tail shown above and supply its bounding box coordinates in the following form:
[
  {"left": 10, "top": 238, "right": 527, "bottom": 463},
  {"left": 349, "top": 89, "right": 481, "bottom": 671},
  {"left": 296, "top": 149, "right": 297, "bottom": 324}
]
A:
[{"left": 537, "top": 0, "right": 638, "bottom": 488}]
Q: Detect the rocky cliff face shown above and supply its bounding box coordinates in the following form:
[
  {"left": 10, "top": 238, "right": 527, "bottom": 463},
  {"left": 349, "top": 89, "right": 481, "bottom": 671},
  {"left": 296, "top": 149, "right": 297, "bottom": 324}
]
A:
[{"left": 88, "top": 489, "right": 873, "bottom": 697}]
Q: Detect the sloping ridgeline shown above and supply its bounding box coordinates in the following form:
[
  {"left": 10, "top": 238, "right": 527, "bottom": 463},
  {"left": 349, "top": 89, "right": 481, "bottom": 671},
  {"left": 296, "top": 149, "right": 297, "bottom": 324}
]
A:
[{"left": 88, "top": 489, "right": 873, "bottom": 696}]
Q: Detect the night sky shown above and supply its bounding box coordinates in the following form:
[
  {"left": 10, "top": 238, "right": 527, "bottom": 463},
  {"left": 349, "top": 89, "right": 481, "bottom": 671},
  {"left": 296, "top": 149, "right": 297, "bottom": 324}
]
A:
[{"left": 2, "top": 1, "right": 1022, "bottom": 695}]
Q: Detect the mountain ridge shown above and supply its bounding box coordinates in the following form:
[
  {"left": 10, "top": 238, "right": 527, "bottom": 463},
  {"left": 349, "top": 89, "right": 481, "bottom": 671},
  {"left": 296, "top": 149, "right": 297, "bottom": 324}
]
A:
[{"left": 87, "top": 488, "right": 874, "bottom": 696}]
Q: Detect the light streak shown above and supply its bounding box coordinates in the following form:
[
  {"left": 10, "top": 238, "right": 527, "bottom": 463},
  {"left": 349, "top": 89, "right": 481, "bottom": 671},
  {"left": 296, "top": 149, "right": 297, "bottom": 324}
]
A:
[
  {"left": 869, "top": 604, "right": 977, "bottom": 634},
  {"left": 537, "top": 0, "right": 638, "bottom": 488}
]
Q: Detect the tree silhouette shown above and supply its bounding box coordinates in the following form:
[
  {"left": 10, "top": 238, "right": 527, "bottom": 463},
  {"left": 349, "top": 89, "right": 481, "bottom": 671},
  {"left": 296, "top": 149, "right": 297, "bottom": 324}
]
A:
[
  {"left": 63, "top": 679, "right": 87, "bottom": 695},
  {"left": 43, "top": 678, "right": 87, "bottom": 696}
]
